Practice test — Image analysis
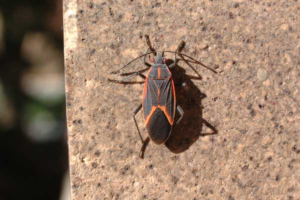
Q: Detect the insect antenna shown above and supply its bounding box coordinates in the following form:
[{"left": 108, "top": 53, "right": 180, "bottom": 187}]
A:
[
  {"left": 109, "top": 51, "right": 154, "bottom": 74},
  {"left": 163, "top": 51, "right": 217, "bottom": 74}
]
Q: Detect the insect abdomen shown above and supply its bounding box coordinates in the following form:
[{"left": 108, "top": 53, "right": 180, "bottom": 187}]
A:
[{"left": 146, "top": 108, "right": 172, "bottom": 144}]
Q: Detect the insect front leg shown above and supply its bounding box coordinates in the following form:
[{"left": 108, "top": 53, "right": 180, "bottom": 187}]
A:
[
  {"left": 145, "top": 35, "right": 156, "bottom": 54},
  {"left": 143, "top": 48, "right": 152, "bottom": 68},
  {"left": 169, "top": 41, "right": 185, "bottom": 68},
  {"left": 143, "top": 35, "right": 156, "bottom": 67}
]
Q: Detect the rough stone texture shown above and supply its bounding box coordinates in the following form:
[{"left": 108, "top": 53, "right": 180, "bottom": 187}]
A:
[{"left": 64, "top": 0, "right": 300, "bottom": 199}]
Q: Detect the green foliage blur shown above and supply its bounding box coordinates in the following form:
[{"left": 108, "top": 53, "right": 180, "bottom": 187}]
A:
[{"left": 0, "top": 0, "right": 68, "bottom": 199}]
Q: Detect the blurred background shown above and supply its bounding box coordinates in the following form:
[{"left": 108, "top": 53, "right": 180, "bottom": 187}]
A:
[{"left": 0, "top": 0, "right": 69, "bottom": 199}]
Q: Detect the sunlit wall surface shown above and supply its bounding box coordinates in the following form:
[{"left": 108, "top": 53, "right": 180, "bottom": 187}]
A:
[{"left": 0, "top": 0, "right": 69, "bottom": 199}]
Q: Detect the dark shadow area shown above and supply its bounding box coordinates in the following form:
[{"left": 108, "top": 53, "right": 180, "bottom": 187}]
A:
[
  {"left": 165, "top": 58, "right": 218, "bottom": 153},
  {"left": 0, "top": 128, "right": 67, "bottom": 200},
  {"left": 0, "top": 0, "right": 68, "bottom": 199}
]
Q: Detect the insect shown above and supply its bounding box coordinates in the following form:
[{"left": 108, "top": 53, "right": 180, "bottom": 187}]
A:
[{"left": 109, "top": 36, "right": 199, "bottom": 157}]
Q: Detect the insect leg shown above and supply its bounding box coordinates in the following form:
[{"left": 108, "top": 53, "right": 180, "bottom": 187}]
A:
[
  {"left": 145, "top": 35, "right": 156, "bottom": 55},
  {"left": 143, "top": 48, "right": 152, "bottom": 68},
  {"left": 137, "top": 73, "right": 146, "bottom": 79},
  {"left": 176, "top": 105, "right": 184, "bottom": 124},
  {"left": 169, "top": 53, "right": 177, "bottom": 68},
  {"left": 133, "top": 103, "right": 144, "bottom": 144},
  {"left": 120, "top": 72, "right": 145, "bottom": 79},
  {"left": 143, "top": 35, "right": 156, "bottom": 67},
  {"left": 169, "top": 41, "right": 185, "bottom": 68},
  {"left": 108, "top": 72, "right": 146, "bottom": 83},
  {"left": 139, "top": 137, "right": 150, "bottom": 159},
  {"left": 133, "top": 102, "right": 151, "bottom": 159}
]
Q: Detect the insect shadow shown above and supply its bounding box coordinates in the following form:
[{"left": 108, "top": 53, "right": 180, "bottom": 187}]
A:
[{"left": 164, "top": 58, "right": 218, "bottom": 153}]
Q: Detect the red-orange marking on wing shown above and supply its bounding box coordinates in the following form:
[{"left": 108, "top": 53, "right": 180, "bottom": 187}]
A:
[
  {"left": 158, "top": 105, "right": 174, "bottom": 125},
  {"left": 145, "top": 106, "right": 157, "bottom": 125},
  {"left": 142, "top": 78, "right": 148, "bottom": 102},
  {"left": 160, "top": 76, "right": 176, "bottom": 125},
  {"left": 158, "top": 68, "right": 161, "bottom": 79},
  {"left": 171, "top": 77, "right": 176, "bottom": 109},
  {"left": 146, "top": 67, "right": 152, "bottom": 77},
  {"left": 143, "top": 67, "right": 153, "bottom": 102},
  {"left": 143, "top": 67, "right": 176, "bottom": 126}
]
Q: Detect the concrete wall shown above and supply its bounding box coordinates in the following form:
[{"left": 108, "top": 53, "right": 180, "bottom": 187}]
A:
[{"left": 64, "top": 0, "right": 300, "bottom": 199}]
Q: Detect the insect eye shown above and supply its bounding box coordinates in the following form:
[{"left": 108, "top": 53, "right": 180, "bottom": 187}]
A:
[
  {"left": 151, "top": 58, "right": 155, "bottom": 62},
  {"left": 164, "top": 58, "right": 167, "bottom": 63}
]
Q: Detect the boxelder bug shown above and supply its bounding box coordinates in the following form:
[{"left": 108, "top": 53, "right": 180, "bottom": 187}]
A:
[{"left": 109, "top": 36, "right": 203, "bottom": 158}]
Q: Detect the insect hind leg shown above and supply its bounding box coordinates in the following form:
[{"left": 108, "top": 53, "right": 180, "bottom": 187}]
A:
[
  {"left": 133, "top": 103, "right": 150, "bottom": 158},
  {"left": 133, "top": 103, "right": 144, "bottom": 144},
  {"left": 176, "top": 105, "right": 184, "bottom": 124},
  {"left": 139, "top": 137, "right": 150, "bottom": 159}
]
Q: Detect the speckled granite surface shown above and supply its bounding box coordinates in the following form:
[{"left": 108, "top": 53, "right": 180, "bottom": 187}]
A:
[{"left": 64, "top": 0, "right": 300, "bottom": 199}]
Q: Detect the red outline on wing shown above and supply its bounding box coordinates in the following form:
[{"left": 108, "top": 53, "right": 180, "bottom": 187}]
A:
[
  {"left": 158, "top": 76, "right": 176, "bottom": 125},
  {"left": 142, "top": 67, "right": 176, "bottom": 126}
]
